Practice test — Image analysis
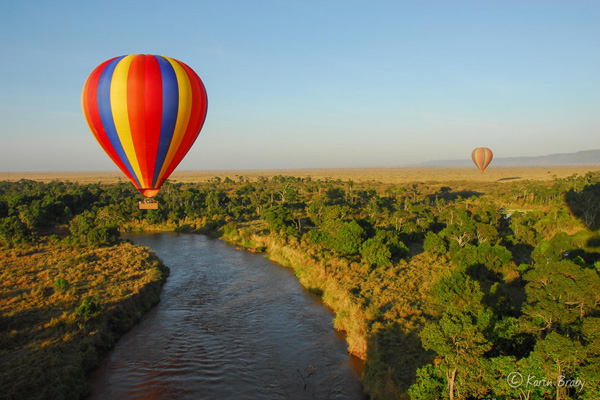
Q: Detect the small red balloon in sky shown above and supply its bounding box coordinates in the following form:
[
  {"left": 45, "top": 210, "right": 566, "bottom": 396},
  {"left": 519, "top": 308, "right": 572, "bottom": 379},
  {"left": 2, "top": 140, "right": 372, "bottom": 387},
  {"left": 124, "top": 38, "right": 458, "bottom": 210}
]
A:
[{"left": 471, "top": 147, "right": 493, "bottom": 173}]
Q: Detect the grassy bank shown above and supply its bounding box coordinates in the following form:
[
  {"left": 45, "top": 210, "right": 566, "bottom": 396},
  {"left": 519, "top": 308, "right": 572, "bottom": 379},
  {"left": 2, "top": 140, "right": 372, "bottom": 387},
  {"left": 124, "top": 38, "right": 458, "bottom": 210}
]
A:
[
  {"left": 0, "top": 239, "right": 169, "bottom": 400},
  {"left": 219, "top": 223, "right": 439, "bottom": 399}
]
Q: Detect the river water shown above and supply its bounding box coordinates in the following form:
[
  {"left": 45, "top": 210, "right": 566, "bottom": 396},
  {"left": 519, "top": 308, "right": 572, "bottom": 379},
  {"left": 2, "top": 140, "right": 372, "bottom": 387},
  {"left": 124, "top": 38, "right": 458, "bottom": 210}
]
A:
[{"left": 88, "top": 233, "right": 366, "bottom": 399}]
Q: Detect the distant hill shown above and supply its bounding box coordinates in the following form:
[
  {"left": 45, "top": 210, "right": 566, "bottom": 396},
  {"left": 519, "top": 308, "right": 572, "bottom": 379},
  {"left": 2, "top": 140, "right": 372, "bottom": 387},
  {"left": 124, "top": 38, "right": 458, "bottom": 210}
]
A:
[{"left": 420, "top": 149, "right": 600, "bottom": 167}]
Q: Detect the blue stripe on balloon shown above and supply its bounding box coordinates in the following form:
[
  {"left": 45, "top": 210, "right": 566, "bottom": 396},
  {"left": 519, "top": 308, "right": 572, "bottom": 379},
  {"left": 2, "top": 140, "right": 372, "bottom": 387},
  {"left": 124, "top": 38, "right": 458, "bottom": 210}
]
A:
[
  {"left": 96, "top": 56, "right": 142, "bottom": 189},
  {"left": 152, "top": 56, "right": 179, "bottom": 187}
]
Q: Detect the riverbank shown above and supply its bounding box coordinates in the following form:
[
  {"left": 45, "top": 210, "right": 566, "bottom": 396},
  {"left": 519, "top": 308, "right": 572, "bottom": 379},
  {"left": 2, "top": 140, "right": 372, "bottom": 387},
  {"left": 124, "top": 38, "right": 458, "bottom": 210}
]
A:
[
  {"left": 88, "top": 233, "right": 366, "bottom": 399},
  {"left": 231, "top": 233, "right": 370, "bottom": 359},
  {"left": 0, "top": 240, "right": 169, "bottom": 400},
  {"left": 123, "top": 218, "right": 433, "bottom": 398},
  {"left": 214, "top": 221, "right": 436, "bottom": 399},
  {"left": 122, "top": 218, "right": 388, "bottom": 395}
]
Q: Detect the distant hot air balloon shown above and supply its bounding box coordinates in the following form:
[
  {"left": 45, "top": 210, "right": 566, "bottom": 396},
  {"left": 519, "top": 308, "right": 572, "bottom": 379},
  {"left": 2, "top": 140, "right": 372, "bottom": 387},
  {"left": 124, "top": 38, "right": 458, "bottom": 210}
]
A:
[
  {"left": 82, "top": 54, "right": 208, "bottom": 201},
  {"left": 471, "top": 147, "right": 493, "bottom": 173}
]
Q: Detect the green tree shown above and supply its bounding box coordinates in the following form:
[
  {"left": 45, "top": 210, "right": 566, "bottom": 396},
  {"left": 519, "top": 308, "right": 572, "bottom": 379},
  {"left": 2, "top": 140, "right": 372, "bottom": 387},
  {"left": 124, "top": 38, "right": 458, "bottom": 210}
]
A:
[
  {"left": 418, "top": 304, "right": 493, "bottom": 400},
  {"left": 522, "top": 260, "right": 600, "bottom": 333},
  {"left": 531, "top": 232, "right": 575, "bottom": 264},
  {"left": 424, "top": 231, "right": 447, "bottom": 257},
  {"left": 407, "top": 364, "right": 446, "bottom": 400},
  {"left": 86, "top": 226, "right": 120, "bottom": 245},
  {"left": 431, "top": 271, "right": 486, "bottom": 312},
  {"left": 75, "top": 295, "right": 103, "bottom": 317},
  {"left": 474, "top": 222, "right": 499, "bottom": 245},
  {"left": 508, "top": 211, "right": 539, "bottom": 246},
  {"left": 530, "top": 331, "right": 586, "bottom": 400},
  {"left": 69, "top": 210, "right": 96, "bottom": 238},
  {"left": 413, "top": 273, "right": 494, "bottom": 399},
  {"left": 262, "top": 204, "right": 293, "bottom": 233},
  {"left": 328, "top": 220, "right": 365, "bottom": 255},
  {"left": 578, "top": 317, "right": 600, "bottom": 400},
  {"left": 374, "top": 229, "right": 409, "bottom": 258},
  {"left": 360, "top": 236, "right": 392, "bottom": 266},
  {"left": 451, "top": 243, "right": 513, "bottom": 281},
  {"left": 0, "top": 216, "right": 32, "bottom": 245}
]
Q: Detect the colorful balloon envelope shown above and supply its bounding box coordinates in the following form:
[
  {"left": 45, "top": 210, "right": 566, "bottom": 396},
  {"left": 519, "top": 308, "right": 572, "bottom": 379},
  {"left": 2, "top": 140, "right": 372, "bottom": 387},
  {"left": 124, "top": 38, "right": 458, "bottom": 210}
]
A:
[
  {"left": 82, "top": 54, "right": 208, "bottom": 197},
  {"left": 471, "top": 147, "right": 493, "bottom": 173}
]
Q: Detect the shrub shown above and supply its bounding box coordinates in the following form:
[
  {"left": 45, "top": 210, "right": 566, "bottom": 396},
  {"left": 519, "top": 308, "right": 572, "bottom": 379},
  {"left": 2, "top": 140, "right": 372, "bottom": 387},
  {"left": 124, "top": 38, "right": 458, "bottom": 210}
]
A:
[
  {"left": 53, "top": 277, "right": 69, "bottom": 294},
  {"left": 86, "top": 226, "right": 120, "bottom": 245},
  {"left": 75, "top": 295, "right": 102, "bottom": 317},
  {"left": 329, "top": 220, "right": 365, "bottom": 255},
  {"left": 424, "top": 231, "right": 447, "bottom": 256},
  {"left": 262, "top": 205, "right": 292, "bottom": 232},
  {"left": 307, "top": 228, "right": 327, "bottom": 246},
  {"left": 407, "top": 364, "right": 446, "bottom": 400},
  {"left": 0, "top": 216, "right": 33, "bottom": 245},
  {"left": 531, "top": 231, "right": 574, "bottom": 264},
  {"left": 375, "top": 229, "right": 409, "bottom": 258},
  {"left": 222, "top": 222, "right": 239, "bottom": 239},
  {"left": 452, "top": 243, "right": 513, "bottom": 278},
  {"left": 69, "top": 210, "right": 96, "bottom": 238},
  {"left": 360, "top": 237, "right": 392, "bottom": 266}
]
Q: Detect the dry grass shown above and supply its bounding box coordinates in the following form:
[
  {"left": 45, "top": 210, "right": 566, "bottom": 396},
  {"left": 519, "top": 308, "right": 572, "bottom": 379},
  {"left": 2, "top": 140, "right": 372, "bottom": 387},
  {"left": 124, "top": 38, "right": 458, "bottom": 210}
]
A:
[
  {"left": 2, "top": 165, "right": 599, "bottom": 186},
  {"left": 0, "top": 240, "right": 169, "bottom": 400}
]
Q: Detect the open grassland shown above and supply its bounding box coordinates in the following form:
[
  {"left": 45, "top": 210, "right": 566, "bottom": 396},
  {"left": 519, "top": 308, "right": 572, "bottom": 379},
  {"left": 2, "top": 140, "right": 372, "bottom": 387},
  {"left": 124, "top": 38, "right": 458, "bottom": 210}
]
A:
[
  {"left": 0, "top": 240, "right": 169, "bottom": 400},
  {"left": 2, "top": 164, "right": 599, "bottom": 186}
]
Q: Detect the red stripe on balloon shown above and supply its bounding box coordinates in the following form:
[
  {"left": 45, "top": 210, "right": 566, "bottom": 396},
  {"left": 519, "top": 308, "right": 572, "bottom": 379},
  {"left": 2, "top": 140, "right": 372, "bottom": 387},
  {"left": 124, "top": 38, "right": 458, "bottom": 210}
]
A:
[
  {"left": 158, "top": 60, "right": 208, "bottom": 186},
  {"left": 186, "top": 62, "right": 208, "bottom": 145},
  {"left": 144, "top": 55, "right": 163, "bottom": 189},
  {"left": 83, "top": 58, "right": 141, "bottom": 189},
  {"left": 127, "top": 55, "right": 149, "bottom": 186}
]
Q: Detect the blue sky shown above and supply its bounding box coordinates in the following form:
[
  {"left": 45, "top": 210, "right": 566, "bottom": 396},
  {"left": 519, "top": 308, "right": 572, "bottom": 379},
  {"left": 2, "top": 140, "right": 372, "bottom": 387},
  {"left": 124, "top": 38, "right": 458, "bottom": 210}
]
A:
[{"left": 1, "top": 0, "right": 599, "bottom": 171}]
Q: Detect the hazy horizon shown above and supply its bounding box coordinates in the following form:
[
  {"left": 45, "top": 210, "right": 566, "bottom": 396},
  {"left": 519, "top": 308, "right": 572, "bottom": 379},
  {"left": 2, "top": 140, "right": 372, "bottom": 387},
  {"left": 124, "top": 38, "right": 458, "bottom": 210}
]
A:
[
  {"left": 2, "top": 1, "right": 599, "bottom": 172},
  {"left": 3, "top": 147, "right": 600, "bottom": 174}
]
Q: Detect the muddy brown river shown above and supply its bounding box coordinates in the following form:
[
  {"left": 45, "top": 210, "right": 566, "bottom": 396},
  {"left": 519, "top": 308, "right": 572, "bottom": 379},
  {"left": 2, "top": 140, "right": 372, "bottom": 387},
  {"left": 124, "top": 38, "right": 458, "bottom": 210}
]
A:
[{"left": 88, "top": 233, "right": 365, "bottom": 399}]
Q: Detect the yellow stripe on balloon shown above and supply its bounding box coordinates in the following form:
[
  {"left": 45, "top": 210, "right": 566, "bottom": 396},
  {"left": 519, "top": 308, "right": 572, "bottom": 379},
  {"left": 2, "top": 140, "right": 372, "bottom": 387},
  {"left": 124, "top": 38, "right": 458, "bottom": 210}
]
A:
[
  {"left": 110, "top": 55, "right": 146, "bottom": 187},
  {"left": 156, "top": 56, "right": 193, "bottom": 184}
]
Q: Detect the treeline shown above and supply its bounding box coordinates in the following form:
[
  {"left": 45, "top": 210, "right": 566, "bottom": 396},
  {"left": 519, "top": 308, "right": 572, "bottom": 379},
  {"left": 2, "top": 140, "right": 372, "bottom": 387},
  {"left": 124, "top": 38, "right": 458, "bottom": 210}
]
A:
[
  {"left": 1, "top": 172, "right": 600, "bottom": 399},
  {"left": 0, "top": 181, "right": 170, "bottom": 400}
]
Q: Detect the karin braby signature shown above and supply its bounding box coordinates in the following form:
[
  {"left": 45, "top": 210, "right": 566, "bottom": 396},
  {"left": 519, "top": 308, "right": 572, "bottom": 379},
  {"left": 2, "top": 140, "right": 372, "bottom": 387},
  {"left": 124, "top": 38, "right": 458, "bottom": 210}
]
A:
[{"left": 507, "top": 372, "right": 585, "bottom": 393}]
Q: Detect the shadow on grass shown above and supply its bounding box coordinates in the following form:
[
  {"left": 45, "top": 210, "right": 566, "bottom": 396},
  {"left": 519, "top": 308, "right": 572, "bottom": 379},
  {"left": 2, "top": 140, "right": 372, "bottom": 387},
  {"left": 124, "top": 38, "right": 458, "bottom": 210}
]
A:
[
  {"left": 509, "top": 243, "right": 535, "bottom": 265},
  {"left": 0, "top": 300, "right": 66, "bottom": 342},
  {"left": 586, "top": 235, "right": 600, "bottom": 248},
  {"left": 428, "top": 188, "right": 483, "bottom": 203},
  {"left": 565, "top": 183, "right": 600, "bottom": 231},
  {"left": 364, "top": 322, "right": 433, "bottom": 399},
  {"left": 0, "top": 304, "right": 93, "bottom": 400}
]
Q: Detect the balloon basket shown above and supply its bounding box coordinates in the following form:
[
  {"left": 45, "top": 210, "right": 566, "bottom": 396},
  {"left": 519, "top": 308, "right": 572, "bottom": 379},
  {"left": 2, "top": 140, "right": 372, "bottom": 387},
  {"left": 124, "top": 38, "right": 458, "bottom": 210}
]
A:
[{"left": 139, "top": 199, "right": 159, "bottom": 210}]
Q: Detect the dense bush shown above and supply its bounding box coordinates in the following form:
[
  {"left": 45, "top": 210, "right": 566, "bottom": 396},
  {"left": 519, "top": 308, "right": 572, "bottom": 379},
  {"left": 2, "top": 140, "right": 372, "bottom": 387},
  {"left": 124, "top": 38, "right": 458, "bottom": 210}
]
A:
[
  {"left": 423, "top": 231, "right": 447, "bottom": 256},
  {"left": 0, "top": 215, "right": 32, "bottom": 244},
  {"left": 76, "top": 295, "right": 103, "bottom": 317},
  {"left": 86, "top": 225, "right": 120, "bottom": 245},
  {"left": 360, "top": 236, "right": 392, "bottom": 266}
]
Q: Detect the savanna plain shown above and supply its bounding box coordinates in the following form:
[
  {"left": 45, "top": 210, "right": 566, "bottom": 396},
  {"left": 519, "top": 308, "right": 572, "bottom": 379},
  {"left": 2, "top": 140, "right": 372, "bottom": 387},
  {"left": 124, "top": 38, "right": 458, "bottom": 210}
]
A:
[{"left": 1, "top": 165, "right": 600, "bottom": 400}]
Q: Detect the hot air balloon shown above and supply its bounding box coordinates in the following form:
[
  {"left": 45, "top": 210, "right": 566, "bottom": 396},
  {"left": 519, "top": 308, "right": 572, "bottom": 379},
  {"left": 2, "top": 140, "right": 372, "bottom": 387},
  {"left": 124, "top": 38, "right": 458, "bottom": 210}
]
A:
[
  {"left": 82, "top": 54, "right": 208, "bottom": 208},
  {"left": 471, "top": 147, "right": 493, "bottom": 173}
]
